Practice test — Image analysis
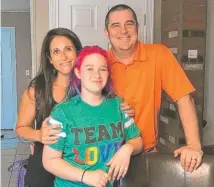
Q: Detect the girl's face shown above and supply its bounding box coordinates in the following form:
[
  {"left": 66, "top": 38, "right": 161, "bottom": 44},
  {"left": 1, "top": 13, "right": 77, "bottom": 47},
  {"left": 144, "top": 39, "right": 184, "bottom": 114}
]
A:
[
  {"left": 75, "top": 54, "right": 109, "bottom": 95},
  {"left": 49, "top": 36, "right": 76, "bottom": 75}
]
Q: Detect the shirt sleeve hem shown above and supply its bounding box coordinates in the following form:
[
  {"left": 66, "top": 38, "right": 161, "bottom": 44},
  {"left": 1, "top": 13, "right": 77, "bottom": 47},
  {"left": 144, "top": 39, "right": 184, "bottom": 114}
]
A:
[
  {"left": 172, "top": 87, "right": 196, "bottom": 102},
  {"left": 125, "top": 132, "right": 141, "bottom": 142}
]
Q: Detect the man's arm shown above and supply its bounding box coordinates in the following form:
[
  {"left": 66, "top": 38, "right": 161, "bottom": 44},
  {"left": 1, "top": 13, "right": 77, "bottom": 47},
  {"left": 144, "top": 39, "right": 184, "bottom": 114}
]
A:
[
  {"left": 174, "top": 94, "right": 203, "bottom": 173},
  {"left": 159, "top": 45, "right": 203, "bottom": 173},
  {"left": 177, "top": 94, "right": 201, "bottom": 148}
]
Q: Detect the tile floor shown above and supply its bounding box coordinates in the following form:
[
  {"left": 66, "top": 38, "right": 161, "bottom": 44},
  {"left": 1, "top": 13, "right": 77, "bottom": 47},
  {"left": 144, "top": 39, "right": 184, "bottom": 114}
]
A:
[{"left": 1, "top": 130, "right": 30, "bottom": 187}]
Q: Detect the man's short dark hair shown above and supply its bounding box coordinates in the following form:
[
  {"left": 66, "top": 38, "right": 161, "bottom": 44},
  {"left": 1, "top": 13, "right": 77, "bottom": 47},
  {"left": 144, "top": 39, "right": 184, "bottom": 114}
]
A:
[{"left": 105, "top": 4, "right": 138, "bottom": 29}]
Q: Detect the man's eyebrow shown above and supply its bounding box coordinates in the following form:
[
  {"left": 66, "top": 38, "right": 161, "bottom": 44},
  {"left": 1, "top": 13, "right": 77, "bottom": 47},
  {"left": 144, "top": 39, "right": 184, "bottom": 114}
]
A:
[
  {"left": 110, "top": 22, "right": 120, "bottom": 27},
  {"left": 110, "top": 20, "right": 136, "bottom": 27},
  {"left": 126, "top": 20, "right": 136, "bottom": 24}
]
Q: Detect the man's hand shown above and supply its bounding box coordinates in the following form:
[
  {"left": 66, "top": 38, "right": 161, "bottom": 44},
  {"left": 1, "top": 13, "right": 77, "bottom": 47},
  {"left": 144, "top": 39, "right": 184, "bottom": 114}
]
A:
[
  {"left": 174, "top": 145, "right": 203, "bottom": 173},
  {"left": 120, "top": 102, "right": 135, "bottom": 118}
]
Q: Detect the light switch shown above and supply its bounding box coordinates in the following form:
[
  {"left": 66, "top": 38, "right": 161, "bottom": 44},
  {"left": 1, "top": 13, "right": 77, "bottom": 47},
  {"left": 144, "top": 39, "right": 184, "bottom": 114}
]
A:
[{"left": 26, "top": 70, "right": 30, "bottom": 76}]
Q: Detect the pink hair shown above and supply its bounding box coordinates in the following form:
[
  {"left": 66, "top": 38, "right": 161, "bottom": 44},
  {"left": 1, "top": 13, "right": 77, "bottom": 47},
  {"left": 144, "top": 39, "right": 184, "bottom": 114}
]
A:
[
  {"left": 75, "top": 45, "right": 111, "bottom": 71},
  {"left": 69, "top": 46, "right": 115, "bottom": 98}
]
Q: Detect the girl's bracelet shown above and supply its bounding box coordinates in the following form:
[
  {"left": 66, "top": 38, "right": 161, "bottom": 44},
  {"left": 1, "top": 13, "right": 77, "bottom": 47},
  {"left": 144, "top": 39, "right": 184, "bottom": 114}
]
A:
[{"left": 81, "top": 169, "right": 87, "bottom": 183}]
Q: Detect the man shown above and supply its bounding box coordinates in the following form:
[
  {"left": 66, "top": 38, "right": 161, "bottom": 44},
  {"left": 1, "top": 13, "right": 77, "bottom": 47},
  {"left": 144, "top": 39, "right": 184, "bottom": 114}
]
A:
[{"left": 104, "top": 4, "right": 203, "bottom": 173}]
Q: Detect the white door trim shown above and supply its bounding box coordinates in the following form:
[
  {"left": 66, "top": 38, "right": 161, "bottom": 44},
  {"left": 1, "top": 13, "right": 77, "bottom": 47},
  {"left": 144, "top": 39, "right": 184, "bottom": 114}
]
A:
[
  {"left": 49, "top": 0, "right": 59, "bottom": 29},
  {"left": 143, "top": 0, "right": 154, "bottom": 44},
  {"left": 30, "top": 0, "right": 37, "bottom": 77}
]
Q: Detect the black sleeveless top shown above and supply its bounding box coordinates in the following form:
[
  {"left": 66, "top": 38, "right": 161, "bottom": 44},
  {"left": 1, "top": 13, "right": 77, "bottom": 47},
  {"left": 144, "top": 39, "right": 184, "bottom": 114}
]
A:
[{"left": 25, "top": 101, "right": 58, "bottom": 187}]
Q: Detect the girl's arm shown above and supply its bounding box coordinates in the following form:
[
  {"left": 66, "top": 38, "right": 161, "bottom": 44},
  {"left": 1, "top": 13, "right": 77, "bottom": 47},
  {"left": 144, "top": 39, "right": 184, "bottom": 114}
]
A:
[
  {"left": 124, "top": 136, "right": 143, "bottom": 155},
  {"left": 43, "top": 145, "right": 109, "bottom": 186},
  {"left": 43, "top": 145, "right": 84, "bottom": 181},
  {"left": 107, "top": 103, "right": 143, "bottom": 181},
  {"left": 107, "top": 136, "right": 143, "bottom": 181}
]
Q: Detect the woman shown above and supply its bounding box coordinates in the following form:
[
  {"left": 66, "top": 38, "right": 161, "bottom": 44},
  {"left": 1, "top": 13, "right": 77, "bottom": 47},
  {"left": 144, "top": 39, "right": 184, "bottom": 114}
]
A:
[
  {"left": 15, "top": 28, "right": 83, "bottom": 187},
  {"left": 43, "top": 46, "right": 143, "bottom": 187}
]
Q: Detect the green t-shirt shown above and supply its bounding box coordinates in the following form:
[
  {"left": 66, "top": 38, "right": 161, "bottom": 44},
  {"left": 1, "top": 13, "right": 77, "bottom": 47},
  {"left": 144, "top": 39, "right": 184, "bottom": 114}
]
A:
[{"left": 48, "top": 95, "right": 141, "bottom": 187}]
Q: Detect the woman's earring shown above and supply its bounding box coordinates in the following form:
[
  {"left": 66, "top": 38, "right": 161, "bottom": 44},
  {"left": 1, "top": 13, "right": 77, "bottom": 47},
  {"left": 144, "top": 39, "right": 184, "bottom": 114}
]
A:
[{"left": 53, "top": 68, "right": 57, "bottom": 75}]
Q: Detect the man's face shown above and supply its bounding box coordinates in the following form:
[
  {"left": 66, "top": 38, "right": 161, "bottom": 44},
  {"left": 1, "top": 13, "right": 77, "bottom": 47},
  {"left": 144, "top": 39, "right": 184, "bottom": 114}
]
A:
[{"left": 105, "top": 9, "right": 138, "bottom": 52}]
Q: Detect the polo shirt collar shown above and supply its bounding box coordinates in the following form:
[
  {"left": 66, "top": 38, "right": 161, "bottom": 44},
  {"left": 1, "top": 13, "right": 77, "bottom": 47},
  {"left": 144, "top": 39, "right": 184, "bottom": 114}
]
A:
[{"left": 109, "top": 41, "right": 148, "bottom": 64}]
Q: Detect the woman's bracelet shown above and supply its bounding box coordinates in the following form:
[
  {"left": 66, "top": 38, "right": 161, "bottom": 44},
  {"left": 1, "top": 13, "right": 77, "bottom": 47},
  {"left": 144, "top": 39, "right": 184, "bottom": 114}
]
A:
[{"left": 81, "top": 170, "right": 87, "bottom": 183}]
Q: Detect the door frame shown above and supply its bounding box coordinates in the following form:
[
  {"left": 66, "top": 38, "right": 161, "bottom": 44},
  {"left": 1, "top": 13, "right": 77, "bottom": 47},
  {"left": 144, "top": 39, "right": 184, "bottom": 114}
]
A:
[
  {"left": 30, "top": 0, "right": 37, "bottom": 78},
  {"left": 48, "top": 0, "right": 154, "bottom": 43},
  {"left": 143, "top": 0, "right": 154, "bottom": 44},
  {"left": 1, "top": 27, "right": 17, "bottom": 129},
  {"left": 49, "top": 0, "right": 59, "bottom": 29}
]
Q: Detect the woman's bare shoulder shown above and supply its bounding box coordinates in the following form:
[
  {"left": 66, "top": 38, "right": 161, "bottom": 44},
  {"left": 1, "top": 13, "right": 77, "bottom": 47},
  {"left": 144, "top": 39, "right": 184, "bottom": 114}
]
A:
[{"left": 22, "top": 86, "right": 36, "bottom": 103}]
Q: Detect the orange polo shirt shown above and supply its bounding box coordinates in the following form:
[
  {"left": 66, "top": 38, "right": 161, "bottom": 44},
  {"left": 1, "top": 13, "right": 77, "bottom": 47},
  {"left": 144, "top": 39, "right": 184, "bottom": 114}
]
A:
[{"left": 109, "top": 42, "right": 195, "bottom": 150}]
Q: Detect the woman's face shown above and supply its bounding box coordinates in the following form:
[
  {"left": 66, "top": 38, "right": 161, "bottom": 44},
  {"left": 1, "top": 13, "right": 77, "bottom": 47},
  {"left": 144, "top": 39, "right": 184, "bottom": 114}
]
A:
[{"left": 49, "top": 36, "right": 76, "bottom": 75}]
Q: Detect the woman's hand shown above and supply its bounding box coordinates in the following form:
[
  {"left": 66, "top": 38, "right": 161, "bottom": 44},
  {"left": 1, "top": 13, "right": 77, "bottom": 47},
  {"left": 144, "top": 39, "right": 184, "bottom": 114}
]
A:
[
  {"left": 39, "top": 117, "right": 61, "bottom": 144},
  {"left": 120, "top": 102, "right": 135, "bottom": 118},
  {"left": 107, "top": 144, "right": 133, "bottom": 181},
  {"left": 83, "top": 170, "right": 109, "bottom": 187}
]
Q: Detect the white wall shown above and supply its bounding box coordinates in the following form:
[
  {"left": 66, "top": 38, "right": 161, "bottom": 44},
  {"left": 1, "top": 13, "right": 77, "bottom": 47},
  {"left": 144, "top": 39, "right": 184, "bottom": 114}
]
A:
[
  {"left": 1, "top": 0, "right": 30, "bottom": 11},
  {"left": 203, "top": 0, "right": 214, "bottom": 145}
]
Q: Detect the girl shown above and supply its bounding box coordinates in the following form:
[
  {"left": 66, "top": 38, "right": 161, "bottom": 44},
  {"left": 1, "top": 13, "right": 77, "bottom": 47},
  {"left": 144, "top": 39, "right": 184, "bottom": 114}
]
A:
[{"left": 43, "top": 46, "right": 143, "bottom": 187}]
